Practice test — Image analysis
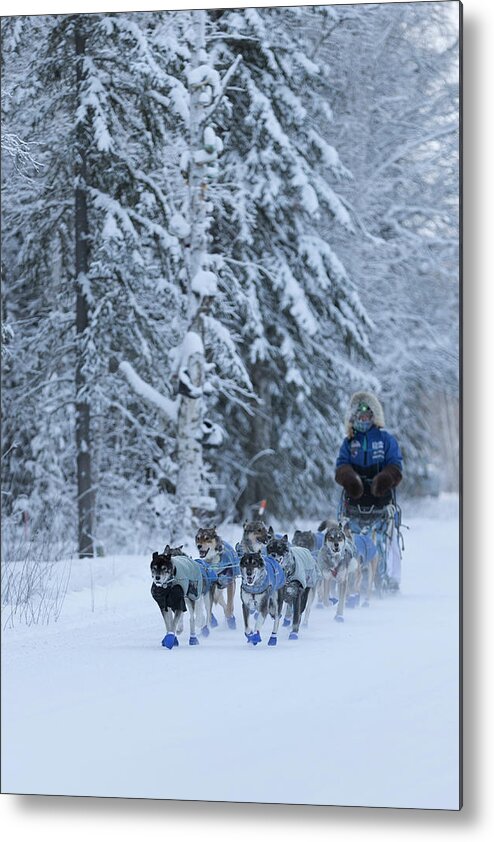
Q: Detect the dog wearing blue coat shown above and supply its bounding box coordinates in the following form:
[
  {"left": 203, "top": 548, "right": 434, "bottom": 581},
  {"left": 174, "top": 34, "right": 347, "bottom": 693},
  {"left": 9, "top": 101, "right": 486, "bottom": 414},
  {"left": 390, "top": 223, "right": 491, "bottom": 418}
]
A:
[
  {"left": 195, "top": 527, "right": 240, "bottom": 631},
  {"left": 239, "top": 551, "right": 286, "bottom": 646},
  {"left": 151, "top": 545, "right": 211, "bottom": 648}
]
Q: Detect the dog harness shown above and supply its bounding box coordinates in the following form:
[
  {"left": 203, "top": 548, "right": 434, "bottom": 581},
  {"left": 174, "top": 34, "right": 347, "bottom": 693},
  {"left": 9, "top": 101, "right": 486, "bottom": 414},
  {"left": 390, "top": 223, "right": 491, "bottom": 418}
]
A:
[
  {"left": 202, "top": 541, "right": 241, "bottom": 584},
  {"left": 241, "top": 556, "right": 286, "bottom": 595}
]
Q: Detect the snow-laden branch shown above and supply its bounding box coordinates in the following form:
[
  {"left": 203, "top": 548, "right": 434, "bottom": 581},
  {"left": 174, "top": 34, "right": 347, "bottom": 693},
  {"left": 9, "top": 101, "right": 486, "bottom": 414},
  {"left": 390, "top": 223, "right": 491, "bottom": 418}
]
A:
[
  {"left": 204, "top": 54, "right": 243, "bottom": 123},
  {"left": 115, "top": 360, "right": 178, "bottom": 423},
  {"left": 1, "top": 131, "right": 42, "bottom": 178},
  {"left": 371, "top": 125, "right": 458, "bottom": 180}
]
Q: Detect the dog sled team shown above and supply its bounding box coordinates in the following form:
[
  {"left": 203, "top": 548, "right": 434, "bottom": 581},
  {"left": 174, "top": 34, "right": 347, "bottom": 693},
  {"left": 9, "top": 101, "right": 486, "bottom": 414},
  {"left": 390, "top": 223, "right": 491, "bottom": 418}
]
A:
[{"left": 150, "top": 391, "right": 406, "bottom": 649}]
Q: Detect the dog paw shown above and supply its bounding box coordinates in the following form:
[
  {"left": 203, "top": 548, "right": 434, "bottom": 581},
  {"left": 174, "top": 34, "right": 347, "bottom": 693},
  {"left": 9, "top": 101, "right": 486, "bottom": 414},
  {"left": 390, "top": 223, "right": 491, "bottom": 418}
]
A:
[
  {"left": 210, "top": 614, "right": 219, "bottom": 628},
  {"left": 334, "top": 615, "right": 344, "bottom": 623},
  {"left": 162, "top": 633, "right": 178, "bottom": 649},
  {"left": 227, "top": 616, "right": 237, "bottom": 630},
  {"left": 189, "top": 636, "right": 199, "bottom": 646},
  {"left": 288, "top": 631, "right": 298, "bottom": 640},
  {"left": 268, "top": 635, "right": 277, "bottom": 646}
]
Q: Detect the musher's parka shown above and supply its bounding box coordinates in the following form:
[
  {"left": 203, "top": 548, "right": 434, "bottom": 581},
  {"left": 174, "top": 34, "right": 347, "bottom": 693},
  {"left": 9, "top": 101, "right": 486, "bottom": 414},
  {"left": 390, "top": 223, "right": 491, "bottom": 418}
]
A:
[{"left": 335, "top": 391, "right": 403, "bottom": 507}]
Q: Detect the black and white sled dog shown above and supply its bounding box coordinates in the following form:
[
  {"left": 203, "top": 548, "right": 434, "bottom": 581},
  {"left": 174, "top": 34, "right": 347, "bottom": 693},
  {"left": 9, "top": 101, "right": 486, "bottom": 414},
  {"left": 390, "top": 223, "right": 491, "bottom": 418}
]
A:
[
  {"left": 195, "top": 526, "right": 240, "bottom": 633},
  {"left": 239, "top": 551, "right": 286, "bottom": 646},
  {"left": 317, "top": 522, "right": 358, "bottom": 622},
  {"left": 266, "top": 534, "right": 319, "bottom": 639},
  {"left": 150, "top": 545, "right": 210, "bottom": 649}
]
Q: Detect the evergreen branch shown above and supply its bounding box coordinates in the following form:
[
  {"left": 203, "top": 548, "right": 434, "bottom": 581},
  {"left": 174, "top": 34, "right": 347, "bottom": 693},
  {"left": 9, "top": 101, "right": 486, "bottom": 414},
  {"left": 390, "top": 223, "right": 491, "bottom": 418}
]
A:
[
  {"left": 110, "top": 358, "right": 178, "bottom": 423},
  {"left": 204, "top": 54, "right": 243, "bottom": 123}
]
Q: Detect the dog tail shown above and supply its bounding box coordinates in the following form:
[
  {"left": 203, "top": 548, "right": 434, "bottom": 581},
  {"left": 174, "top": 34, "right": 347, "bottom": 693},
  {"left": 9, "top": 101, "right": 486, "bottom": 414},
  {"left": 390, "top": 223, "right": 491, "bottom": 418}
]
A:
[{"left": 317, "top": 520, "right": 327, "bottom": 532}]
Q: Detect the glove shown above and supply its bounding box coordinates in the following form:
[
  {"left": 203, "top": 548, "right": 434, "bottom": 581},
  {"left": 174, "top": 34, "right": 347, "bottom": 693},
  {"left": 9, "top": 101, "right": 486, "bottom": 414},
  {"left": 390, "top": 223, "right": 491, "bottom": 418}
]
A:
[
  {"left": 335, "top": 464, "right": 364, "bottom": 499},
  {"left": 371, "top": 464, "right": 402, "bottom": 497}
]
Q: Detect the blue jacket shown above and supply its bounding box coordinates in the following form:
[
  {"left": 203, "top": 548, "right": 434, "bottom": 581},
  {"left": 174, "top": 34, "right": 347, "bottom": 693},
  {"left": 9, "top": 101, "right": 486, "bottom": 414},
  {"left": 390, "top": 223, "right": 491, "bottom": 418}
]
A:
[{"left": 336, "top": 426, "right": 402, "bottom": 473}]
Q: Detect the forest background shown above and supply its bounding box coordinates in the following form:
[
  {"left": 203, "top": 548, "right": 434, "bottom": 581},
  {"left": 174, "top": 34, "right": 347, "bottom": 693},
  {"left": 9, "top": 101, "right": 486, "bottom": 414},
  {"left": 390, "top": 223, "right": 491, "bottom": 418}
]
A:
[{"left": 1, "top": 1, "right": 460, "bottom": 558}]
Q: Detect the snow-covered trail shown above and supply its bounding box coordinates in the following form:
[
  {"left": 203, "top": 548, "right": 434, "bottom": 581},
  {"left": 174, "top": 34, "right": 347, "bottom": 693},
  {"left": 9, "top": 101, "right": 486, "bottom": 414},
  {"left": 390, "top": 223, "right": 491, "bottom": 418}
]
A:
[{"left": 1, "top": 497, "right": 460, "bottom": 809}]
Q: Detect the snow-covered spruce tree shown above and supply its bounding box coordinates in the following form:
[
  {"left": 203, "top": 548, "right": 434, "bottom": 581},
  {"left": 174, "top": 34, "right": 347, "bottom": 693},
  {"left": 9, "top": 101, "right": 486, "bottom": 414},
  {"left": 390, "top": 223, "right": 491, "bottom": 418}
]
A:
[
  {"left": 2, "top": 13, "right": 189, "bottom": 553},
  {"left": 2, "top": 15, "right": 80, "bottom": 548},
  {"left": 98, "top": 9, "right": 255, "bottom": 539},
  {"left": 317, "top": 1, "right": 460, "bottom": 493},
  {"left": 202, "top": 6, "right": 372, "bottom": 520},
  {"left": 3, "top": 10, "right": 257, "bottom": 550}
]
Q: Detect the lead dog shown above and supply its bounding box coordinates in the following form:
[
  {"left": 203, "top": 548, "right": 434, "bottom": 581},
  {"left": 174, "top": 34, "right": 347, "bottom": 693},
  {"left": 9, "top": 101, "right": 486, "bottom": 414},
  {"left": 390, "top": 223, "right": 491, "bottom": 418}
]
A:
[
  {"left": 195, "top": 527, "right": 240, "bottom": 632},
  {"left": 266, "top": 535, "right": 319, "bottom": 639},
  {"left": 239, "top": 551, "right": 285, "bottom": 646},
  {"left": 317, "top": 522, "right": 358, "bottom": 622},
  {"left": 150, "top": 545, "right": 210, "bottom": 648}
]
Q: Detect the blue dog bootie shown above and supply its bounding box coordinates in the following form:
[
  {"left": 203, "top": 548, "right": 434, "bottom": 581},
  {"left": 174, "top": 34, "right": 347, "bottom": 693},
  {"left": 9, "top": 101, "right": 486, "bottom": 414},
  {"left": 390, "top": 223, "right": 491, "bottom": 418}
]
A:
[
  {"left": 288, "top": 631, "right": 298, "bottom": 640},
  {"left": 210, "top": 614, "right": 219, "bottom": 628},
  {"left": 334, "top": 614, "right": 344, "bottom": 623},
  {"left": 162, "top": 633, "right": 178, "bottom": 649},
  {"left": 282, "top": 617, "right": 291, "bottom": 627},
  {"left": 249, "top": 630, "right": 261, "bottom": 645},
  {"left": 189, "top": 635, "right": 199, "bottom": 646},
  {"left": 227, "top": 615, "right": 236, "bottom": 630},
  {"left": 201, "top": 625, "right": 210, "bottom": 637},
  {"left": 268, "top": 634, "right": 277, "bottom": 646}
]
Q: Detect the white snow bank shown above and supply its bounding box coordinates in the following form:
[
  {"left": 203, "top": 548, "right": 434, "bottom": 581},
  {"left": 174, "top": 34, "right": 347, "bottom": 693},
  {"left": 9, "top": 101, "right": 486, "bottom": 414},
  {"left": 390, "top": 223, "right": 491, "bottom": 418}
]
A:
[{"left": 2, "top": 498, "right": 460, "bottom": 809}]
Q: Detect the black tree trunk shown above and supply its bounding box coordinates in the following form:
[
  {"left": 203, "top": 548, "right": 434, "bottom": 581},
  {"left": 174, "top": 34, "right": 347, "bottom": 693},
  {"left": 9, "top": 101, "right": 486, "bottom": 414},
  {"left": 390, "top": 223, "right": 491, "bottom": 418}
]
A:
[
  {"left": 75, "top": 20, "right": 94, "bottom": 558},
  {"left": 238, "top": 365, "right": 273, "bottom": 519}
]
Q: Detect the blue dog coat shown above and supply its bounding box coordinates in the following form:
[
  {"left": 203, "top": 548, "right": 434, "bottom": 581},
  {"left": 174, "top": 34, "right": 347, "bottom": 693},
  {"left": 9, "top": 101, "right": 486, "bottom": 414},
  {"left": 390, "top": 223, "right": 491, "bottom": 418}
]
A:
[
  {"left": 353, "top": 533, "right": 377, "bottom": 566},
  {"left": 242, "top": 556, "right": 286, "bottom": 595}
]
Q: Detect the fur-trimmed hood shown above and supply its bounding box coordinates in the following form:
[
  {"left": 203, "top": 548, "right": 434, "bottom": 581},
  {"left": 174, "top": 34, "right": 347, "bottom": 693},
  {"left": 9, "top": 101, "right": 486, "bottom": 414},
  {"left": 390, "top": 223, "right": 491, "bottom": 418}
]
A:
[{"left": 345, "top": 391, "right": 385, "bottom": 438}]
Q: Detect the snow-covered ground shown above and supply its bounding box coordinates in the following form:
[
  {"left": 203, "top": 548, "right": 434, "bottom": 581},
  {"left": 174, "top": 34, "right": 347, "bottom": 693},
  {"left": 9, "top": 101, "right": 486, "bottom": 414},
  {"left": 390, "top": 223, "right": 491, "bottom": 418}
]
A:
[{"left": 1, "top": 495, "right": 460, "bottom": 809}]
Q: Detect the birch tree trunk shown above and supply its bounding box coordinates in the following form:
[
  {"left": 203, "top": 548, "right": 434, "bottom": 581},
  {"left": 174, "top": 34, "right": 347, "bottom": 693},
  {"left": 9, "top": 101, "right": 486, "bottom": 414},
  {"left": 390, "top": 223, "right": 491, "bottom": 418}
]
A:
[
  {"left": 74, "top": 19, "right": 94, "bottom": 557},
  {"left": 174, "top": 10, "right": 217, "bottom": 535}
]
